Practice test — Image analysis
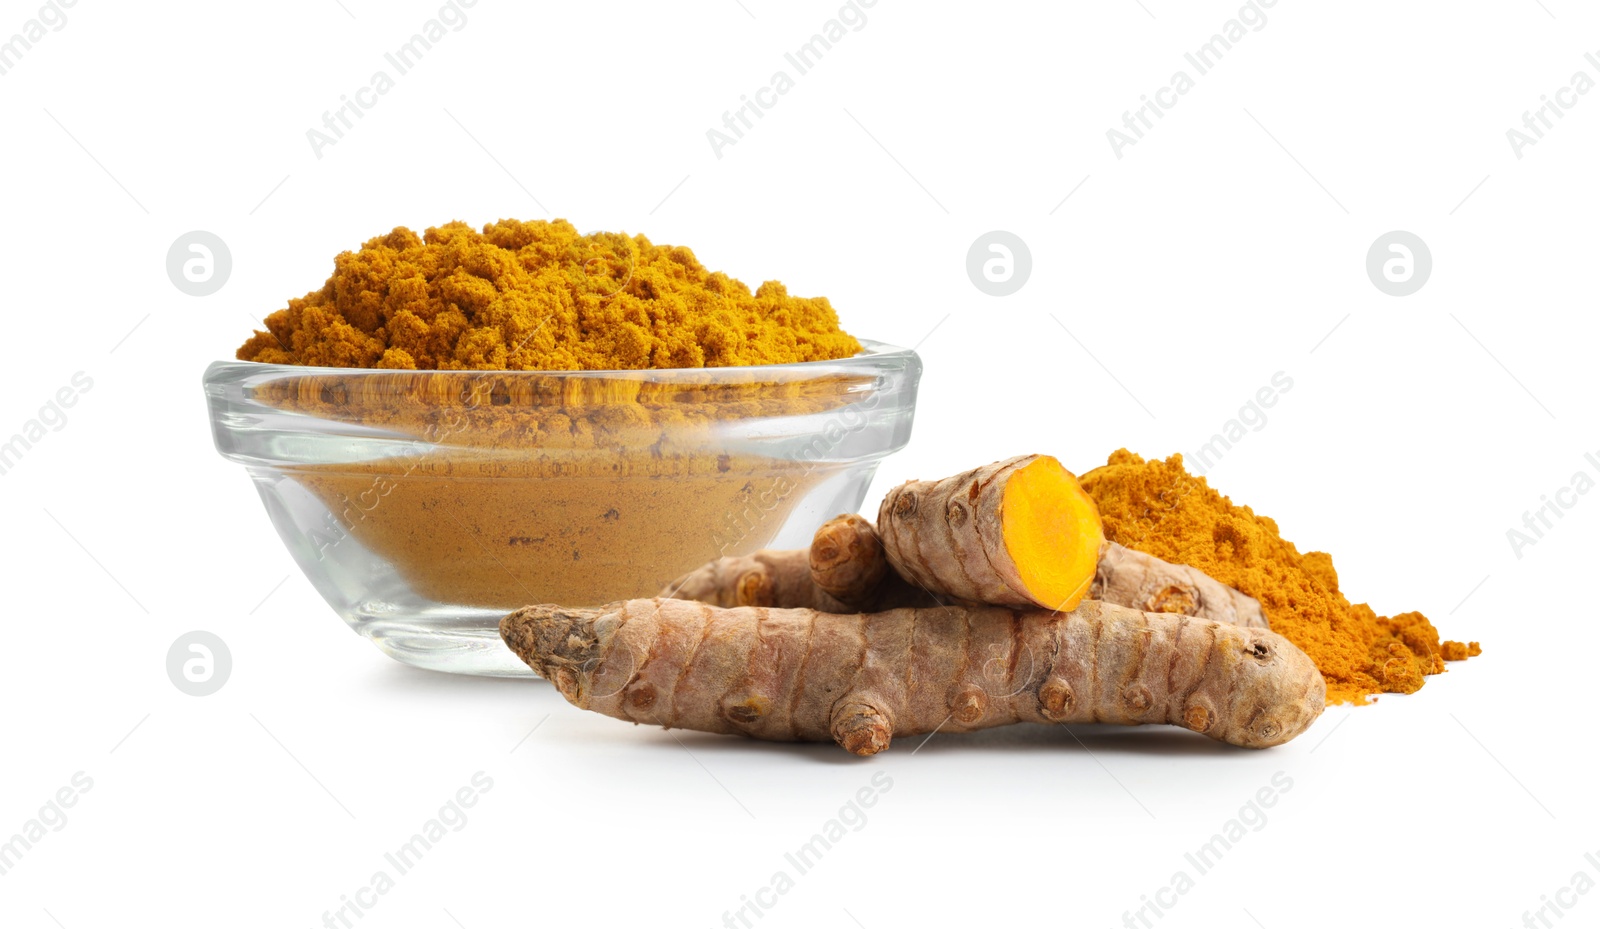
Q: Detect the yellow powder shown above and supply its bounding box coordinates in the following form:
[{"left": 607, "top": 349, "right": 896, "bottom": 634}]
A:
[
  {"left": 256, "top": 370, "right": 864, "bottom": 609},
  {"left": 237, "top": 218, "right": 862, "bottom": 370},
  {"left": 233, "top": 219, "right": 877, "bottom": 610},
  {"left": 1081, "top": 450, "right": 1481, "bottom": 705},
  {"left": 294, "top": 453, "right": 812, "bottom": 609}
]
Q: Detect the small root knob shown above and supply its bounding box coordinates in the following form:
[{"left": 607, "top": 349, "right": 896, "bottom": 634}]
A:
[
  {"left": 810, "top": 515, "right": 889, "bottom": 602},
  {"left": 949, "top": 684, "right": 988, "bottom": 724},
  {"left": 832, "top": 701, "right": 893, "bottom": 756},
  {"left": 1146, "top": 584, "right": 1198, "bottom": 615},
  {"left": 1038, "top": 677, "right": 1075, "bottom": 721},
  {"left": 721, "top": 694, "right": 769, "bottom": 726},
  {"left": 733, "top": 568, "right": 774, "bottom": 607},
  {"left": 626, "top": 682, "right": 657, "bottom": 710}
]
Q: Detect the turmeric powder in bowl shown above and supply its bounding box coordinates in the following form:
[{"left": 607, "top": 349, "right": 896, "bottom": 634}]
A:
[
  {"left": 236, "top": 218, "right": 862, "bottom": 371},
  {"left": 209, "top": 219, "right": 921, "bottom": 676}
]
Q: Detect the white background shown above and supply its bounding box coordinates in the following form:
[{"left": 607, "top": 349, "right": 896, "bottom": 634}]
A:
[{"left": 2, "top": 1, "right": 1596, "bottom": 927}]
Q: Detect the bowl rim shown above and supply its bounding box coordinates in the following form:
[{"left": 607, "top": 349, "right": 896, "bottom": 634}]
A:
[{"left": 205, "top": 338, "right": 916, "bottom": 381}]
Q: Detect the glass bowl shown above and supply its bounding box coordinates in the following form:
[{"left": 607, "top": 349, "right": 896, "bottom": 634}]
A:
[{"left": 204, "top": 341, "right": 921, "bottom": 676}]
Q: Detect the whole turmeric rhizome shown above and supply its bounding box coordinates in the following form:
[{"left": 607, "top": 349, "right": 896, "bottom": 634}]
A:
[{"left": 501, "top": 454, "right": 1327, "bottom": 754}]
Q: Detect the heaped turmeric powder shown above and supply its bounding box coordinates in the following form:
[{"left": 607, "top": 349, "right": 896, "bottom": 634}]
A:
[
  {"left": 237, "top": 218, "right": 862, "bottom": 370},
  {"left": 1080, "top": 450, "right": 1481, "bottom": 706},
  {"left": 232, "top": 219, "right": 879, "bottom": 612}
]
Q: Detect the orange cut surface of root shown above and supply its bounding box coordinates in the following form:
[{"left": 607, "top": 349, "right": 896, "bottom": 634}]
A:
[{"left": 1002, "top": 456, "right": 1105, "bottom": 611}]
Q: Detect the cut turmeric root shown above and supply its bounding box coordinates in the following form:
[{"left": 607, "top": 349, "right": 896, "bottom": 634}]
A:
[
  {"left": 666, "top": 455, "right": 1269, "bottom": 628},
  {"left": 501, "top": 597, "right": 1325, "bottom": 753},
  {"left": 878, "top": 454, "right": 1105, "bottom": 611}
]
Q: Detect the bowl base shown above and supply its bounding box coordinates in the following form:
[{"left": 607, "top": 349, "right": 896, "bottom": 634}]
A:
[{"left": 358, "top": 609, "right": 537, "bottom": 677}]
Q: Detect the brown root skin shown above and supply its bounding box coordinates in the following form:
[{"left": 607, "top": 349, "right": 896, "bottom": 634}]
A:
[
  {"left": 665, "top": 550, "right": 843, "bottom": 611},
  {"left": 501, "top": 598, "right": 1326, "bottom": 753},
  {"left": 663, "top": 546, "right": 939, "bottom": 613},
  {"left": 1092, "top": 542, "right": 1269, "bottom": 629}
]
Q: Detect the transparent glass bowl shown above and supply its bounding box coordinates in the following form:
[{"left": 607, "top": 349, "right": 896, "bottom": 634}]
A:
[{"left": 204, "top": 341, "right": 921, "bottom": 676}]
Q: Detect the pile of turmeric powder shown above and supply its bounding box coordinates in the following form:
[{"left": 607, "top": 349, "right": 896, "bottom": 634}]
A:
[
  {"left": 1081, "top": 450, "right": 1480, "bottom": 705},
  {"left": 227, "top": 219, "right": 884, "bottom": 612},
  {"left": 237, "top": 218, "right": 862, "bottom": 370}
]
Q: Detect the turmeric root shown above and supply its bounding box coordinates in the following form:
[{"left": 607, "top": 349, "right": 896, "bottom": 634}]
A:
[
  {"left": 500, "top": 598, "right": 1326, "bottom": 753},
  {"left": 1092, "top": 542, "right": 1268, "bottom": 629},
  {"left": 666, "top": 516, "right": 940, "bottom": 613},
  {"left": 876, "top": 454, "right": 1105, "bottom": 611},
  {"left": 667, "top": 517, "right": 1268, "bottom": 629},
  {"left": 665, "top": 550, "right": 842, "bottom": 611}
]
